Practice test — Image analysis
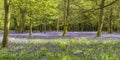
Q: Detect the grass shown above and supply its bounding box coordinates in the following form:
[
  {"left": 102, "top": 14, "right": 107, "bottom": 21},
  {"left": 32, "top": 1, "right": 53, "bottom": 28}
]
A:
[{"left": 0, "top": 38, "right": 120, "bottom": 60}]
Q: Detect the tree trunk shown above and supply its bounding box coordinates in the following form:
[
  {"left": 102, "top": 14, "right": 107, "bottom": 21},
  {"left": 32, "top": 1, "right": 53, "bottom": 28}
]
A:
[
  {"left": 81, "top": 23, "right": 84, "bottom": 31},
  {"left": 44, "top": 23, "right": 46, "bottom": 34},
  {"left": 2, "top": 0, "right": 10, "bottom": 48},
  {"left": 29, "top": 12, "right": 32, "bottom": 36},
  {"left": 57, "top": 19, "right": 59, "bottom": 32},
  {"left": 117, "top": 27, "right": 119, "bottom": 32},
  {"left": 13, "top": 17, "right": 19, "bottom": 33},
  {"left": 18, "top": 8, "right": 26, "bottom": 33},
  {"left": 108, "top": 8, "right": 113, "bottom": 34},
  {"left": 20, "top": 12, "right": 25, "bottom": 33},
  {"left": 96, "top": 0, "right": 105, "bottom": 37},
  {"left": 62, "top": 0, "right": 70, "bottom": 36},
  {"left": 41, "top": 25, "right": 43, "bottom": 32},
  {"left": 49, "top": 24, "right": 52, "bottom": 32}
]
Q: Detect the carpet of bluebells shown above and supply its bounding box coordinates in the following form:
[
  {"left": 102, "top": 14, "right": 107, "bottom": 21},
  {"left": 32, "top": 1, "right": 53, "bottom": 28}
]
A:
[{"left": 0, "top": 31, "right": 120, "bottom": 60}]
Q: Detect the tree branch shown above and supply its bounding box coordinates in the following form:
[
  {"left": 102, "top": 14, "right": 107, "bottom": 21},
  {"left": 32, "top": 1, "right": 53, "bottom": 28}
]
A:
[
  {"left": 92, "top": 0, "right": 118, "bottom": 11},
  {"left": 74, "top": 0, "right": 118, "bottom": 13}
]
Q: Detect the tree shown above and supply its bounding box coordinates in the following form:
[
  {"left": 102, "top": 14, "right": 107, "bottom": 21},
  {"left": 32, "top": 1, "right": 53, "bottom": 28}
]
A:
[
  {"left": 62, "top": 0, "right": 70, "bottom": 36},
  {"left": 96, "top": 0, "right": 105, "bottom": 37},
  {"left": 2, "top": 0, "right": 10, "bottom": 48},
  {"left": 96, "top": 0, "right": 118, "bottom": 37},
  {"left": 29, "top": 0, "right": 35, "bottom": 36},
  {"left": 108, "top": 8, "right": 113, "bottom": 34}
]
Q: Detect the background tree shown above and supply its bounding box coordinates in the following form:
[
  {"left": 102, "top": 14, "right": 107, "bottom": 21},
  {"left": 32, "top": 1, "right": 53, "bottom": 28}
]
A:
[{"left": 0, "top": 0, "right": 120, "bottom": 38}]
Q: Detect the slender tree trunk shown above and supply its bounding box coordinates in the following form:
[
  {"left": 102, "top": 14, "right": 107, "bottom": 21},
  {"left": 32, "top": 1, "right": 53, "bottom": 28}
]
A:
[
  {"left": 29, "top": 12, "right": 32, "bottom": 36},
  {"left": 13, "top": 17, "right": 18, "bottom": 33},
  {"left": 96, "top": 0, "right": 105, "bottom": 37},
  {"left": 81, "top": 23, "right": 84, "bottom": 31},
  {"left": 39, "top": 19, "right": 42, "bottom": 32},
  {"left": 62, "top": 0, "right": 70, "bottom": 36},
  {"left": 44, "top": 23, "right": 46, "bottom": 34},
  {"left": 41, "top": 25, "right": 43, "bottom": 32},
  {"left": 21, "top": 12, "right": 25, "bottom": 33},
  {"left": 29, "top": 17, "right": 32, "bottom": 36},
  {"left": 117, "top": 27, "right": 119, "bottom": 32},
  {"left": 39, "top": 24, "right": 42, "bottom": 32},
  {"left": 49, "top": 24, "right": 52, "bottom": 32},
  {"left": 18, "top": 8, "right": 26, "bottom": 33},
  {"left": 2, "top": 0, "right": 10, "bottom": 48},
  {"left": 74, "top": 24, "right": 75, "bottom": 31},
  {"left": 108, "top": 8, "right": 113, "bottom": 34},
  {"left": 57, "top": 19, "right": 59, "bottom": 32},
  {"left": 29, "top": 1, "right": 33, "bottom": 36}
]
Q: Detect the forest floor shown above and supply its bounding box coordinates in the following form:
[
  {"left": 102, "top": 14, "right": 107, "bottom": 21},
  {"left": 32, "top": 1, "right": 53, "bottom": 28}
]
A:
[{"left": 0, "top": 31, "right": 120, "bottom": 60}]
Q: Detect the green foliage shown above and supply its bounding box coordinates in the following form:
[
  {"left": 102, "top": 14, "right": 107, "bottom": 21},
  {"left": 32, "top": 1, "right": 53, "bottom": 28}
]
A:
[
  {"left": 0, "top": 0, "right": 120, "bottom": 31},
  {"left": 0, "top": 0, "right": 4, "bottom": 29}
]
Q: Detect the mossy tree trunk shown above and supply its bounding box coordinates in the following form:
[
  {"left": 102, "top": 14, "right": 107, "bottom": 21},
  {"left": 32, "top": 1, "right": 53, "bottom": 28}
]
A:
[
  {"left": 57, "top": 19, "right": 59, "bottom": 32},
  {"left": 13, "top": 17, "right": 19, "bottom": 33},
  {"left": 62, "top": 0, "right": 70, "bottom": 36},
  {"left": 29, "top": 1, "right": 33, "bottom": 36},
  {"left": 44, "top": 23, "right": 46, "bottom": 34},
  {"left": 108, "top": 8, "right": 113, "bottom": 34},
  {"left": 96, "top": 0, "right": 105, "bottom": 37},
  {"left": 29, "top": 12, "right": 32, "bottom": 36},
  {"left": 2, "top": 0, "right": 10, "bottom": 48},
  {"left": 18, "top": 8, "right": 26, "bottom": 33}
]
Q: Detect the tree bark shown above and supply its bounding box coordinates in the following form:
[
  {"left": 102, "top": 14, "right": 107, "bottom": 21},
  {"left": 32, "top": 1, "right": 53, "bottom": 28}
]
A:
[
  {"left": 13, "top": 17, "right": 19, "bottom": 33},
  {"left": 49, "top": 24, "right": 52, "bottom": 32},
  {"left": 18, "top": 8, "right": 26, "bottom": 33},
  {"left": 62, "top": 0, "right": 70, "bottom": 36},
  {"left": 44, "top": 23, "right": 46, "bottom": 34},
  {"left": 108, "top": 8, "right": 113, "bottom": 34},
  {"left": 29, "top": 12, "right": 32, "bottom": 36},
  {"left": 81, "top": 23, "right": 84, "bottom": 31},
  {"left": 2, "top": 0, "right": 10, "bottom": 48},
  {"left": 21, "top": 12, "right": 25, "bottom": 33},
  {"left": 96, "top": 0, "right": 105, "bottom": 37},
  {"left": 57, "top": 19, "right": 59, "bottom": 32}
]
